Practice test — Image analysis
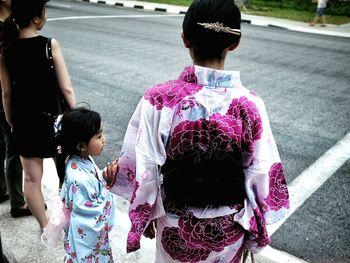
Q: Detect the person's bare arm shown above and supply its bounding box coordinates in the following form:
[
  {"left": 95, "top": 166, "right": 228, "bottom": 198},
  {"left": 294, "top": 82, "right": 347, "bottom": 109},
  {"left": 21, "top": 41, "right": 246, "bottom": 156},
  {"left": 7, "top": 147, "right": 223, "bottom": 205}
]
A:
[{"left": 51, "top": 38, "right": 76, "bottom": 109}]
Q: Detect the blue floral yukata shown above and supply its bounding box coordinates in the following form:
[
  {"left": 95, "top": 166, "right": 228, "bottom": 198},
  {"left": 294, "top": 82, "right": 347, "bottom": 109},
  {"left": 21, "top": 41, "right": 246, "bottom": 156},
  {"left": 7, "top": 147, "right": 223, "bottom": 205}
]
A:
[
  {"left": 61, "top": 155, "right": 116, "bottom": 263},
  {"left": 110, "top": 65, "right": 290, "bottom": 262}
]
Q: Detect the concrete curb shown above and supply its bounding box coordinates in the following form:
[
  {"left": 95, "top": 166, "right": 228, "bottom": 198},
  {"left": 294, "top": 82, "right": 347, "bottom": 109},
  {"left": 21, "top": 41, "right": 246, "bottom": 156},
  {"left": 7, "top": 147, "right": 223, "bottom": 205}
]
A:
[{"left": 72, "top": 0, "right": 350, "bottom": 38}]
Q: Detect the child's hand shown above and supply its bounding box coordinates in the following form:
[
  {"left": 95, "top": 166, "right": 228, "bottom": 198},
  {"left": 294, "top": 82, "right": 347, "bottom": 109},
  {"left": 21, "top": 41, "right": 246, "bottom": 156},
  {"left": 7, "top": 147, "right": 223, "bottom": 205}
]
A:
[
  {"left": 103, "top": 159, "right": 118, "bottom": 187},
  {"left": 143, "top": 220, "right": 156, "bottom": 239}
]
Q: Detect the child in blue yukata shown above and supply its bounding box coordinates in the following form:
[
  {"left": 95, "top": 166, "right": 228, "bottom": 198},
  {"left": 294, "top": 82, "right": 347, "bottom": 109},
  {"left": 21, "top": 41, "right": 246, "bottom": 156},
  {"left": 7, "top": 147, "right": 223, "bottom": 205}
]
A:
[{"left": 42, "top": 107, "right": 117, "bottom": 263}]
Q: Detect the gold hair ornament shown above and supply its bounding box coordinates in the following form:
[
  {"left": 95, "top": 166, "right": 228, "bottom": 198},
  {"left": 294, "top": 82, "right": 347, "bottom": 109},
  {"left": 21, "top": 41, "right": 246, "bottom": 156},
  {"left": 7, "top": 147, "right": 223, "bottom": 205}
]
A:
[{"left": 197, "top": 22, "right": 241, "bottom": 36}]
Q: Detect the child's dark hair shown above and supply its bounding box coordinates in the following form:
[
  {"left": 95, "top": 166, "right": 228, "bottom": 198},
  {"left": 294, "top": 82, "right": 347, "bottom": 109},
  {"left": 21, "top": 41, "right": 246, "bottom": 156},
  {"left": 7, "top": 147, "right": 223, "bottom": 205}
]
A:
[
  {"left": 57, "top": 107, "right": 101, "bottom": 156},
  {"left": 182, "top": 0, "right": 241, "bottom": 60},
  {"left": 2, "top": 0, "right": 47, "bottom": 47}
]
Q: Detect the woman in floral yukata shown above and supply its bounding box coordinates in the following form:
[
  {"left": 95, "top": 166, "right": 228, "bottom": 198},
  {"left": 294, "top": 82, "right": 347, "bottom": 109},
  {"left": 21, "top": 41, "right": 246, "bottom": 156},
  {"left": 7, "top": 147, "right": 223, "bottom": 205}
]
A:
[
  {"left": 56, "top": 107, "right": 117, "bottom": 263},
  {"left": 106, "top": 0, "right": 290, "bottom": 262}
]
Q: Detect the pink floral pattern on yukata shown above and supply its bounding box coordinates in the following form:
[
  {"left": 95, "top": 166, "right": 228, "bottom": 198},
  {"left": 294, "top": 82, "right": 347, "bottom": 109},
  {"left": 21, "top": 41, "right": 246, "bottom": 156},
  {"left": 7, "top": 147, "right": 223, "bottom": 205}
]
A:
[
  {"left": 71, "top": 181, "right": 78, "bottom": 193},
  {"left": 124, "top": 166, "right": 135, "bottom": 185},
  {"left": 266, "top": 163, "right": 290, "bottom": 210},
  {"left": 71, "top": 162, "right": 78, "bottom": 170},
  {"left": 248, "top": 208, "right": 271, "bottom": 247},
  {"left": 77, "top": 227, "right": 86, "bottom": 238},
  {"left": 93, "top": 201, "right": 113, "bottom": 224},
  {"left": 127, "top": 202, "right": 154, "bottom": 252},
  {"left": 161, "top": 212, "right": 244, "bottom": 262},
  {"left": 161, "top": 227, "right": 211, "bottom": 262},
  {"left": 144, "top": 66, "right": 202, "bottom": 110},
  {"left": 167, "top": 114, "right": 242, "bottom": 160},
  {"left": 175, "top": 97, "right": 197, "bottom": 117},
  {"left": 226, "top": 96, "right": 263, "bottom": 153},
  {"left": 178, "top": 212, "right": 244, "bottom": 252},
  {"left": 65, "top": 224, "right": 113, "bottom": 262},
  {"left": 82, "top": 224, "right": 113, "bottom": 262},
  {"left": 178, "top": 65, "right": 197, "bottom": 83},
  {"left": 84, "top": 201, "right": 93, "bottom": 207},
  {"left": 64, "top": 244, "right": 77, "bottom": 262}
]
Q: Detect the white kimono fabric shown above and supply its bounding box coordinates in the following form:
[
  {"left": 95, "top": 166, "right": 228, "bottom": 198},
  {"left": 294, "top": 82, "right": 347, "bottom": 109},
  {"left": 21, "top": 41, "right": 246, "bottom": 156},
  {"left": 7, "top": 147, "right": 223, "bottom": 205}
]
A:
[
  {"left": 111, "top": 65, "right": 290, "bottom": 262},
  {"left": 61, "top": 155, "right": 116, "bottom": 263}
]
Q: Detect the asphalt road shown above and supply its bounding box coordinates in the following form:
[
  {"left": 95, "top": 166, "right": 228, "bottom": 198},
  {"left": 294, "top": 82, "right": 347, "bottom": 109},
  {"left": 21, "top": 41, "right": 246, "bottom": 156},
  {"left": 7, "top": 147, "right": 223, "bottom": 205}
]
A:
[{"left": 43, "top": 1, "right": 350, "bottom": 262}]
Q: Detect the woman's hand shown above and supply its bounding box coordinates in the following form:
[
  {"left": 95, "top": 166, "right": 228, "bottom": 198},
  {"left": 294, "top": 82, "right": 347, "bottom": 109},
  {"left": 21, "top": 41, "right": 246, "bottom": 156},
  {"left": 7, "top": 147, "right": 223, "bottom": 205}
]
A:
[{"left": 103, "top": 159, "right": 118, "bottom": 187}]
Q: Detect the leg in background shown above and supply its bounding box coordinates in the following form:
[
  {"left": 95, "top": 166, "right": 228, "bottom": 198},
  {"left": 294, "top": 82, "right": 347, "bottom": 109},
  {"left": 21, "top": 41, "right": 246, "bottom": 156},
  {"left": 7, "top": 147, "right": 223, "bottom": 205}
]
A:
[
  {"left": 0, "top": 129, "right": 7, "bottom": 198},
  {"left": 3, "top": 121, "right": 25, "bottom": 209},
  {"left": 21, "top": 156, "right": 48, "bottom": 230}
]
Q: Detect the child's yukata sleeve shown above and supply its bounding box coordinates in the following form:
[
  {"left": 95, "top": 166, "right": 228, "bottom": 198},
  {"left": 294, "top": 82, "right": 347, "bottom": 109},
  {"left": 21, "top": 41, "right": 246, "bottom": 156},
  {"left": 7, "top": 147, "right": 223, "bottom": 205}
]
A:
[
  {"left": 111, "top": 98, "right": 168, "bottom": 253},
  {"left": 235, "top": 97, "right": 290, "bottom": 253}
]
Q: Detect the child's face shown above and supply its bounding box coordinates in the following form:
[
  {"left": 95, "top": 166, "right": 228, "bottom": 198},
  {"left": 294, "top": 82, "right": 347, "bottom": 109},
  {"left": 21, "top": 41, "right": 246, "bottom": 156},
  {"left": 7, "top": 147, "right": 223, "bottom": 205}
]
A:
[{"left": 86, "top": 125, "right": 105, "bottom": 156}]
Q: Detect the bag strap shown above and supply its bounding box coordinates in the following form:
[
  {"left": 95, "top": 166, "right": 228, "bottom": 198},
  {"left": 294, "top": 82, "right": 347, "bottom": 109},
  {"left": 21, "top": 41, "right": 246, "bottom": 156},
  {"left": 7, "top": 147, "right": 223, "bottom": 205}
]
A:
[
  {"left": 47, "top": 37, "right": 54, "bottom": 70},
  {"left": 46, "top": 37, "right": 65, "bottom": 115}
]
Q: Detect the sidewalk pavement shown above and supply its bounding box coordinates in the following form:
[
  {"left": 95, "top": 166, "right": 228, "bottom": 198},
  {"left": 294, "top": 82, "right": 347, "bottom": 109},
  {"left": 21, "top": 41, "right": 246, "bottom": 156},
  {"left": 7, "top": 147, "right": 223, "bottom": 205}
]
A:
[{"left": 1, "top": 2, "right": 349, "bottom": 263}]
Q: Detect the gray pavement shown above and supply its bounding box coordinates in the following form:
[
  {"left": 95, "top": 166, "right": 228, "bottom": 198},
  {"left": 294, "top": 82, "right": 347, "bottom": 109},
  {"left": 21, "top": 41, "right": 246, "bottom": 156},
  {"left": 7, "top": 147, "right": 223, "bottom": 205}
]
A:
[{"left": 1, "top": 1, "right": 349, "bottom": 262}]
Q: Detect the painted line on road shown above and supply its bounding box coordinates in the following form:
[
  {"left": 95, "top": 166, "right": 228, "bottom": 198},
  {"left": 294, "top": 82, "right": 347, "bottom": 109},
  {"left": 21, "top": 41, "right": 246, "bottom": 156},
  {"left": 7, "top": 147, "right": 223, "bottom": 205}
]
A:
[
  {"left": 78, "top": 0, "right": 189, "bottom": 14},
  {"left": 47, "top": 13, "right": 183, "bottom": 21},
  {"left": 268, "top": 131, "right": 350, "bottom": 236},
  {"left": 257, "top": 132, "right": 350, "bottom": 263},
  {"left": 48, "top": 3, "right": 72, "bottom": 8},
  {"left": 256, "top": 132, "right": 350, "bottom": 263},
  {"left": 256, "top": 245, "right": 309, "bottom": 263}
]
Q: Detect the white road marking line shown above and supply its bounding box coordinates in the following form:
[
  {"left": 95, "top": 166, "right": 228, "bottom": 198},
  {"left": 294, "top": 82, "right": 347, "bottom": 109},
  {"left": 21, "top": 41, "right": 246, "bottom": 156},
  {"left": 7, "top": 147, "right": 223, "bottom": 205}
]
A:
[
  {"left": 268, "top": 131, "right": 350, "bottom": 235},
  {"left": 47, "top": 14, "right": 183, "bottom": 22},
  {"left": 256, "top": 246, "right": 309, "bottom": 263},
  {"left": 256, "top": 132, "right": 350, "bottom": 263},
  {"left": 47, "top": 3, "right": 72, "bottom": 8}
]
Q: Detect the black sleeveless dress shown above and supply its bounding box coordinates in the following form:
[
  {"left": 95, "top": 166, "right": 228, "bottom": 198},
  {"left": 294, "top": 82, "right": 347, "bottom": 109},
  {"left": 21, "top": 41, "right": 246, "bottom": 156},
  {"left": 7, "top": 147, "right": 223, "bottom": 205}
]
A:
[{"left": 3, "top": 35, "right": 59, "bottom": 158}]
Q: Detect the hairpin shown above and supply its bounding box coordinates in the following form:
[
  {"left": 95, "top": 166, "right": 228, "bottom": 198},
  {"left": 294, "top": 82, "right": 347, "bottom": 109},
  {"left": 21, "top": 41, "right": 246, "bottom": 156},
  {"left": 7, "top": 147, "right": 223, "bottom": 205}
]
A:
[{"left": 197, "top": 22, "right": 241, "bottom": 36}]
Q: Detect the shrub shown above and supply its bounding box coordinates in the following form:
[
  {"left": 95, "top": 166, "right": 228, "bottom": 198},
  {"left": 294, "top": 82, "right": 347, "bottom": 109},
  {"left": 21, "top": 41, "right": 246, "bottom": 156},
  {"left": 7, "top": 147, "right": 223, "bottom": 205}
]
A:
[{"left": 250, "top": 0, "right": 350, "bottom": 16}]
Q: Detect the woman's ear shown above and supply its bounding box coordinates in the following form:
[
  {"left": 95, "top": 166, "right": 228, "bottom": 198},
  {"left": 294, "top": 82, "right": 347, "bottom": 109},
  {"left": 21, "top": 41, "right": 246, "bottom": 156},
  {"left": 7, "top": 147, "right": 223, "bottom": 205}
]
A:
[
  {"left": 32, "top": 16, "right": 41, "bottom": 25},
  {"left": 181, "top": 32, "right": 191, "bottom": 48},
  {"left": 228, "top": 39, "right": 241, "bottom": 51}
]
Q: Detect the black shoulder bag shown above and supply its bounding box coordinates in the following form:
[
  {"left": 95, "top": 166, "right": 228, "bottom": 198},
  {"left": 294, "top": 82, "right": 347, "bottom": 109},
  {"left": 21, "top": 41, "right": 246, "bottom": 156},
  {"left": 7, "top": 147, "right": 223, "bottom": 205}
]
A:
[{"left": 47, "top": 37, "right": 70, "bottom": 115}]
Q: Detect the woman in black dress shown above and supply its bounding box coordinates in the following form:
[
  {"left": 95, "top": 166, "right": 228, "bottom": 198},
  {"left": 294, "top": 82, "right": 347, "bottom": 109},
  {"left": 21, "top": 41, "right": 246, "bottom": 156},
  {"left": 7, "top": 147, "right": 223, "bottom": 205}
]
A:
[{"left": 0, "top": 0, "right": 76, "bottom": 231}]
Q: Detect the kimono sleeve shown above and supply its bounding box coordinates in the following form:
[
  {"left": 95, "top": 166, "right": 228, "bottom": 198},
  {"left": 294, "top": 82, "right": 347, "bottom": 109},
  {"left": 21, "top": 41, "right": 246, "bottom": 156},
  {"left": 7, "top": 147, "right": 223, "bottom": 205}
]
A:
[
  {"left": 113, "top": 97, "right": 168, "bottom": 253},
  {"left": 235, "top": 97, "right": 290, "bottom": 253},
  {"left": 109, "top": 99, "right": 143, "bottom": 201}
]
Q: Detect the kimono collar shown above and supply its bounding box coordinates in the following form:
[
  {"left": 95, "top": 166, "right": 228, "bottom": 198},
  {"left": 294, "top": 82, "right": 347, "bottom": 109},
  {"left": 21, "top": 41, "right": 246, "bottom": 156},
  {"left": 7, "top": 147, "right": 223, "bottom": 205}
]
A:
[
  {"left": 179, "top": 65, "right": 242, "bottom": 88},
  {"left": 69, "top": 155, "right": 99, "bottom": 178}
]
